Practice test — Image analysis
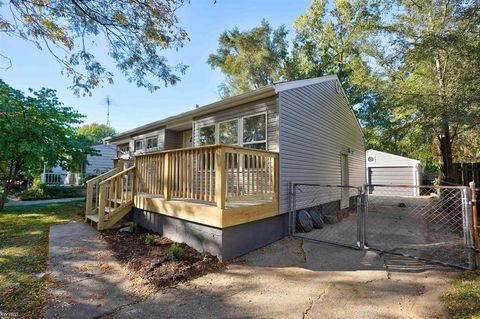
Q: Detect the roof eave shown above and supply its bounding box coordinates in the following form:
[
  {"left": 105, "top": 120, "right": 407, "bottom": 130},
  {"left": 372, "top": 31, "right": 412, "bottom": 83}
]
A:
[{"left": 106, "top": 85, "right": 276, "bottom": 143}]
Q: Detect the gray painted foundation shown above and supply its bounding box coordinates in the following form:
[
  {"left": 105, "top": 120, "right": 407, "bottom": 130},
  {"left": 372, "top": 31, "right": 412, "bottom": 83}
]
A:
[{"left": 131, "top": 208, "right": 289, "bottom": 261}]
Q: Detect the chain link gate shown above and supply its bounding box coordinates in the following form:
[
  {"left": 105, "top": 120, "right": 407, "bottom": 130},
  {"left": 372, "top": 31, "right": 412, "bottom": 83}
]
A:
[
  {"left": 289, "top": 182, "right": 477, "bottom": 269},
  {"left": 288, "top": 183, "right": 364, "bottom": 249}
]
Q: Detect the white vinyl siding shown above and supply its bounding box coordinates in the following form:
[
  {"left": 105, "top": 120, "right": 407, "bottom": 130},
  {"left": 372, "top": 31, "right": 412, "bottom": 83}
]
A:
[
  {"left": 86, "top": 144, "right": 116, "bottom": 174},
  {"left": 278, "top": 79, "right": 366, "bottom": 214}
]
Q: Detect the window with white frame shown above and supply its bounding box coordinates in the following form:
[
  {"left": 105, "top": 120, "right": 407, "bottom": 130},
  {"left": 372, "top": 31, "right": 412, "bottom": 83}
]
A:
[
  {"left": 219, "top": 119, "right": 238, "bottom": 144},
  {"left": 199, "top": 125, "right": 216, "bottom": 146},
  {"left": 146, "top": 137, "right": 158, "bottom": 150},
  {"left": 134, "top": 139, "right": 144, "bottom": 151},
  {"left": 242, "top": 113, "right": 267, "bottom": 150}
]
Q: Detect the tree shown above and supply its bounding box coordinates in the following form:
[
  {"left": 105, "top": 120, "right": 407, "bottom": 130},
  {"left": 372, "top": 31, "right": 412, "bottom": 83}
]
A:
[
  {"left": 0, "top": 80, "right": 95, "bottom": 211},
  {"left": 367, "top": 0, "right": 480, "bottom": 178},
  {"left": 207, "top": 19, "right": 288, "bottom": 97},
  {"left": 0, "top": 1, "right": 189, "bottom": 95},
  {"left": 77, "top": 123, "right": 116, "bottom": 143},
  {"left": 288, "top": 0, "right": 382, "bottom": 106}
]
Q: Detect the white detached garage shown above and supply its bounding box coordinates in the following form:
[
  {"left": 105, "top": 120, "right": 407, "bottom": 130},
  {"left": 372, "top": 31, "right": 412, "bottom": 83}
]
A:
[{"left": 366, "top": 150, "right": 424, "bottom": 196}]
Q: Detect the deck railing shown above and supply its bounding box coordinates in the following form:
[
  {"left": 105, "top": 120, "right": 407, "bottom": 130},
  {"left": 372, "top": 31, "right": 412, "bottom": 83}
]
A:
[{"left": 135, "top": 145, "right": 279, "bottom": 208}]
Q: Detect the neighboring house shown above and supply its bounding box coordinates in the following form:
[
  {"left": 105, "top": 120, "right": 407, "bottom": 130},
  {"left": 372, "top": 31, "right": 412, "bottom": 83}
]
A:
[
  {"left": 366, "top": 149, "right": 424, "bottom": 196},
  {"left": 87, "top": 75, "right": 366, "bottom": 260},
  {"left": 42, "top": 144, "right": 116, "bottom": 185}
]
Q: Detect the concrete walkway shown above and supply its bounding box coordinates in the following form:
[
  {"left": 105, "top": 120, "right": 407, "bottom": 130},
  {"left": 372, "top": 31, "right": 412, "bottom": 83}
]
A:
[
  {"left": 5, "top": 197, "right": 84, "bottom": 206},
  {"left": 46, "top": 223, "right": 457, "bottom": 319}
]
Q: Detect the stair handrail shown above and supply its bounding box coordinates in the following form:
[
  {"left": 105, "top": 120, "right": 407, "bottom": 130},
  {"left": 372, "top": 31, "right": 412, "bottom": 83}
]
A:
[
  {"left": 97, "top": 166, "right": 137, "bottom": 230},
  {"left": 85, "top": 167, "right": 121, "bottom": 218}
]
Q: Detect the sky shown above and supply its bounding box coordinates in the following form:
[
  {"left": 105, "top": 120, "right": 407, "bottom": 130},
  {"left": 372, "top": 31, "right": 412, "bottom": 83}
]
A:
[{"left": 0, "top": 0, "right": 311, "bottom": 133}]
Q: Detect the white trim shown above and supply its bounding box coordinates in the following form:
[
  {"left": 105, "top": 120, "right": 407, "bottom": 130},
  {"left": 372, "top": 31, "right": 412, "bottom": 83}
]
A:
[
  {"left": 273, "top": 75, "right": 338, "bottom": 92},
  {"left": 196, "top": 112, "right": 269, "bottom": 150}
]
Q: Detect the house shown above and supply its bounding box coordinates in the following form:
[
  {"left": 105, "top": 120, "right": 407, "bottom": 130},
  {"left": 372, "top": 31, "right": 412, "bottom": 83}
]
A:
[
  {"left": 86, "top": 75, "right": 366, "bottom": 260},
  {"left": 366, "top": 149, "right": 424, "bottom": 196},
  {"left": 42, "top": 144, "right": 117, "bottom": 185}
]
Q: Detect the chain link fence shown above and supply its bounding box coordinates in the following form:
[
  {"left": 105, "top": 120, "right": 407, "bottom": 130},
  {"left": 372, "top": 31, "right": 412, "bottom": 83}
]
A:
[{"left": 289, "top": 182, "right": 477, "bottom": 269}]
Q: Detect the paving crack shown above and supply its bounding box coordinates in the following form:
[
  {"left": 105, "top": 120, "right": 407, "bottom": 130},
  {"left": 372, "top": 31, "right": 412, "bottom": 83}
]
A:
[
  {"left": 302, "top": 284, "right": 332, "bottom": 319},
  {"left": 298, "top": 239, "right": 307, "bottom": 264},
  {"left": 381, "top": 253, "right": 392, "bottom": 280}
]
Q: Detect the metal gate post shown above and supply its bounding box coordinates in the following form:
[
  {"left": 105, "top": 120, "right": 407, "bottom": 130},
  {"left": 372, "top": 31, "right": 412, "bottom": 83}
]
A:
[
  {"left": 356, "top": 188, "right": 364, "bottom": 249},
  {"left": 287, "top": 181, "right": 292, "bottom": 236},
  {"left": 462, "top": 186, "right": 476, "bottom": 269},
  {"left": 362, "top": 185, "right": 369, "bottom": 249},
  {"left": 292, "top": 183, "right": 297, "bottom": 235}
]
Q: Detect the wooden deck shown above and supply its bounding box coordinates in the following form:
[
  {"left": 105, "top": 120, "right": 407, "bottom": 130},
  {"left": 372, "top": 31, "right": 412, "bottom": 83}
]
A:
[{"left": 86, "top": 145, "right": 279, "bottom": 230}]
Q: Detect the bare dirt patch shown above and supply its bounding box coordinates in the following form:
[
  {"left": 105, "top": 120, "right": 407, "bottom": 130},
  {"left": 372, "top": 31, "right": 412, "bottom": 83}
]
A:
[{"left": 101, "top": 226, "right": 223, "bottom": 288}]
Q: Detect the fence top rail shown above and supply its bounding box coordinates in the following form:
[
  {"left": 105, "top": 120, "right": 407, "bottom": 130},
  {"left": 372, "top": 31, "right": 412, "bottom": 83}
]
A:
[
  {"left": 366, "top": 183, "right": 468, "bottom": 190},
  {"left": 292, "top": 183, "right": 362, "bottom": 190},
  {"left": 134, "top": 144, "right": 279, "bottom": 158}
]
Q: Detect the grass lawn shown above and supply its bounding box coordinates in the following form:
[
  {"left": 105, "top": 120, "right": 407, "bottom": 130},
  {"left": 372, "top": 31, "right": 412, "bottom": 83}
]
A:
[
  {"left": 0, "top": 201, "right": 84, "bottom": 318},
  {"left": 443, "top": 270, "right": 480, "bottom": 318}
]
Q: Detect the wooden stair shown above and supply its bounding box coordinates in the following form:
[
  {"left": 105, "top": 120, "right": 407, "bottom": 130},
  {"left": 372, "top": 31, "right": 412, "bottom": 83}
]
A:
[
  {"left": 86, "top": 203, "right": 133, "bottom": 230},
  {"left": 85, "top": 164, "right": 136, "bottom": 231}
]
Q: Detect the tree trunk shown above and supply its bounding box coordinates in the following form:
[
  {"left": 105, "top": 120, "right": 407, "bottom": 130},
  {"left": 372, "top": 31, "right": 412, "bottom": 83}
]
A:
[
  {"left": 439, "top": 125, "right": 454, "bottom": 181},
  {"left": 0, "top": 182, "right": 13, "bottom": 212},
  {"left": 0, "top": 162, "right": 22, "bottom": 212}
]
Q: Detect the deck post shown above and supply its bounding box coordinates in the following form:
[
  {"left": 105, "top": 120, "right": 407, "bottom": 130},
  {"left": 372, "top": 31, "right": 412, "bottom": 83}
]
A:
[
  {"left": 98, "top": 183, "right": 106, "bottom": 231},
  {"left": 273, "top": 154, "right": 279, "bottom": 202},
  {"left": 215, "top": 147, "right": 226, "bottom": 209},
  {"left": 163, "top": 152, "right": 171, "bottom": 201},
  {"left": 85, "top": 182, "right": 94, "bottom": 221}
]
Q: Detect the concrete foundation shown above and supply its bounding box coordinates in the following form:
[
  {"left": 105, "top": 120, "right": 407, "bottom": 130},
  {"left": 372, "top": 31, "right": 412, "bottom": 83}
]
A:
[{"left": 131, "top": 208, "right": 289, "bottom": 261}]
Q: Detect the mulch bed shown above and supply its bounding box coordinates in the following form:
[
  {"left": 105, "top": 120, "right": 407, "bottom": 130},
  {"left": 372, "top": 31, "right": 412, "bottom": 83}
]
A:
[{"left": 101, "top": 226, "right": 223, "bottom": 288}]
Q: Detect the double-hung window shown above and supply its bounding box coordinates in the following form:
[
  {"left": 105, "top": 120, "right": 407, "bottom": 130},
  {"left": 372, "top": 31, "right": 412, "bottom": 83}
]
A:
[
  {"left": 219, "top": 119, "right": 239, "bottom": 145},
  {"left": 197, "top": 113, "right": 267, "bottom": 149},
  {"left": 199, "top": 125, "right": 216, "bottom": 146},
  {"left": 242, "top": 113, "right": 267, "bottom": 150},
  {"left": 146, "top": 137, "right": 158, "bottom": 150}
]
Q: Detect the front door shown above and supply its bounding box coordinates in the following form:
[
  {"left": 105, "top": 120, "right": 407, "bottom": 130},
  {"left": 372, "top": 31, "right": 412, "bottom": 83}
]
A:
[
  {"left": 341, "top": 154, "right": 349, "bottom": 208},
  {"left": 182, "top": 130, "right": 192, "bottom": 148}
]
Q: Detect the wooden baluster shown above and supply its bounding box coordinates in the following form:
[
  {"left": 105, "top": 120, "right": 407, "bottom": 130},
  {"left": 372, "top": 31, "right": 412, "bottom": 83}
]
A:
[
  {"left": 236, "top": 153, "right": 240, "bottom": 197},
  {"left": 163, "top": 153, "right": 171, "bottom": 201},
  {"left": 210, "top": 149, "right": 214, "bottom": 201},
  {"left": 204, "top": 151, "right": 208, "bottom": 201},
  {"left": 199, "top": 151, "right": 203, "bottom": 200},
  {"left": 247, "top": 154, "right": 250, "bottom": 195}
]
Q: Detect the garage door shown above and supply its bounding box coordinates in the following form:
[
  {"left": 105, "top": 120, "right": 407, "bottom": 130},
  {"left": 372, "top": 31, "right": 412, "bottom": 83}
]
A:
[{"left": 368, "top": 166, "right": 415, "bottom": 196}]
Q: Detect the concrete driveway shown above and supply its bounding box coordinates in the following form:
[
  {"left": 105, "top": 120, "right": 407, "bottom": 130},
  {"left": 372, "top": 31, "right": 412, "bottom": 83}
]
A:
[{"left": 47, "top": 223, "right": 456, "bottom": 319}]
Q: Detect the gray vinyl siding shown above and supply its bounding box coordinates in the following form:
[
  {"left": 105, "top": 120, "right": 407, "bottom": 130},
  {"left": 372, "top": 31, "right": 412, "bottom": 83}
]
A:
[
  {"left": 278, "top": 79, "right": 366, "bottom": 214},
  {"left": 164, "top": 129, "right": 182, "bottom": 150},
  {"left": 193, "top": 96, "right": 279, "bottom": 152},
  {"left": 86, "top": 144, "right": 116, "bottom": 174}
]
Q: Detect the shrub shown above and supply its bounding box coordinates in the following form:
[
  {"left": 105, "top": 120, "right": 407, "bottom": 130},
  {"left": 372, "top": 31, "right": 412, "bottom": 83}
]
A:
[
  {"left": 18, "top": 184, "right": 85, "bottom": 201},
  {"left": 18, "top": 188, "right": 48, "bottom": 201},
  {"left": 169, "top": 243, "right": 183, "bottom": 260},
  {"left": 144, "top": 234, "right": 155, "bottom": 245},
  {"left": 39, "top": 185, "right": 84, "bottom": 198},
  {"left": 128, "top": 223, "right": 138, "bottom": 233}
]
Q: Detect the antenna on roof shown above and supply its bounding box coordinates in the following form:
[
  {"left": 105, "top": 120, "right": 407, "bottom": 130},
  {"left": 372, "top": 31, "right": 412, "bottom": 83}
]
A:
[
  {"left": 195, "top": 104, "right": 199, "bottom": 108},
  {"left": 104, "top": 96, "right": 113, "bottom": 125}
]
